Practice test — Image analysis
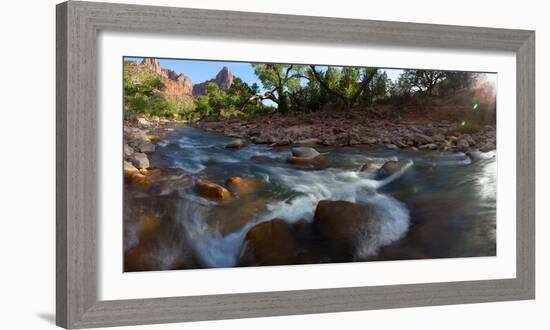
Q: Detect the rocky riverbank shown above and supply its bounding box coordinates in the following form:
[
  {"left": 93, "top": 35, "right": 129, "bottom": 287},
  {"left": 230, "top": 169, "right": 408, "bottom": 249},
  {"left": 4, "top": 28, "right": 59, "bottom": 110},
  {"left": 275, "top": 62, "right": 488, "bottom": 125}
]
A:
[
  {"left": 195, "top": 111, "right": 496, "bottom": 153},
  {"left": 123, "top": 116, "right": 187, "bottom": 184}
]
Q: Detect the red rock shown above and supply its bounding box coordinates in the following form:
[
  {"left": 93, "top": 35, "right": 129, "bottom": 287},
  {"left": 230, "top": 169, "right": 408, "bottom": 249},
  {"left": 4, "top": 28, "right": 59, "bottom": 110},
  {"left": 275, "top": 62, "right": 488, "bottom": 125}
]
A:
[
  {"left": 225, "top": 176, "right": 262, "bottom": 195},
  {"left": 196, "top": 180, "right": 231, "bottom": 200},
  {"left": 313, "top": 200, "right": 371, "bottom": 242},
  {"left": 239, "top": 219, "right": 296, "bottom": 266}
]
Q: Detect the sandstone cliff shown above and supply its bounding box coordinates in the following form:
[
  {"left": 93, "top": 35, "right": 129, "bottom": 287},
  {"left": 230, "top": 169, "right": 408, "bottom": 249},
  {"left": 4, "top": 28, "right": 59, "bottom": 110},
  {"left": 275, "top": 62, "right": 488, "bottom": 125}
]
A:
[{"left": 137, "top": 58, "right": 194, "bottom": 105}]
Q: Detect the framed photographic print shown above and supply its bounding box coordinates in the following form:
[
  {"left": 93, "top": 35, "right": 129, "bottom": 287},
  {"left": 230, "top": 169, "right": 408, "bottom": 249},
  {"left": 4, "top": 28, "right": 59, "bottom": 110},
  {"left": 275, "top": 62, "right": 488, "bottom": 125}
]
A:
[{"left": 56, "top": 1, "right": 535, "bottom": 328}]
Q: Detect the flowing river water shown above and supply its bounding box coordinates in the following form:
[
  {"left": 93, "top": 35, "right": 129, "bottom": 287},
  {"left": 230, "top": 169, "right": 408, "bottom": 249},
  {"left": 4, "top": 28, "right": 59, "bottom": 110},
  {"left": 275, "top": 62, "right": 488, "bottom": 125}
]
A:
[{"left": 123, "top": 127, "right": 496, "bottom": 271}]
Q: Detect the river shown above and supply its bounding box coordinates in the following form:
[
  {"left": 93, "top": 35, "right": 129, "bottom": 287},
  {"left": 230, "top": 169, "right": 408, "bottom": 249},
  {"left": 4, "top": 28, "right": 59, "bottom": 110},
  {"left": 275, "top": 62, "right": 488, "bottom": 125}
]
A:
[{"left": 123, "top": 127, "right": 496, "bottom": 271}]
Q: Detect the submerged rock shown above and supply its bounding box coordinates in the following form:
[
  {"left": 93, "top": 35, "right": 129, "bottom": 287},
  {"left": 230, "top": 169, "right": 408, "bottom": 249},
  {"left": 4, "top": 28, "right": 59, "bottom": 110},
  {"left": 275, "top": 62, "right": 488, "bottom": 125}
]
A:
[
  {"left": 239, "top": 219, "right": 296, "bottom": 266},
  {"left": 147, "top": 134, "right": 161, "bottom": 143},
  {"left": 291, "top": 147, "right": 320, "bottom": 158},
  {"left": 124, "top": 161, "right": 139, "bottom": 177},
  {"left": 196, "top": 180, "right": 231, "bottom": 200},
  {"left": 128, "top": 173, "right": 152, "bottom": 186},
  {"left": 124, "top": 161, "right": 153, "bottom": 186},
  {"left": 288, "top": 155, "right": 329, "bottom": 168},
  {"left": 225, "top": 176, "right": 262, "bottom": 196},
  {"left": 225, "top": 139, "right": 246, "bottom": 148},
  {"left": 250, "top": 155, "right": 276, "bottom": 163},
  {"left": 359, "top": 162, "right": 378, "bottom": 173}
]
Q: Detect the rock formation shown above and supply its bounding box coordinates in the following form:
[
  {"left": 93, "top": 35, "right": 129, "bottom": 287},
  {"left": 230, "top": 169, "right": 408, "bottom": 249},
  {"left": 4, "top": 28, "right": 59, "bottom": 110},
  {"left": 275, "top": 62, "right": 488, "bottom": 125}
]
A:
[
  {"left": 139, "top": 58, "right": 193, "bottom": 104},
  {"left": 193, "top": 66, "right": 235, "bottom": 95},
  {"left": 142, "top": 58, "right": 162, "bottom": 75}
]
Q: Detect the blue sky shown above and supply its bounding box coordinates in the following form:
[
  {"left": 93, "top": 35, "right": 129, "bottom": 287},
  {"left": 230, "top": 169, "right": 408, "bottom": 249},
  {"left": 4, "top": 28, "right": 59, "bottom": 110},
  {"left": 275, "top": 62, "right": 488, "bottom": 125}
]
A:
[
  {"left": 124, "top": 57, "right": 404, "bottom": 90},
  {"left": 124, "top": 57, "right": 496, "bottom": 95}
]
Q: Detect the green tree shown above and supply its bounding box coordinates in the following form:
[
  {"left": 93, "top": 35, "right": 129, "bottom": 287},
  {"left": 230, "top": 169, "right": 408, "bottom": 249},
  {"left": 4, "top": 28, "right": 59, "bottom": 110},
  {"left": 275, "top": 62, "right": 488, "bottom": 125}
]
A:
[
  {"left": 309, "top": 66, "right": 378, "bottom": 108},
  {"left": 439, "top": 71, "right": 477, "bottom": 95},
  {"left": 398, "top": 70, "right": 446, "bottom": 96},
  {"left": 252, "top": 64, "right": 306, "bottom": 112},
  {"left": 123, "top": 67, "right": 180, "bottom": 118}
]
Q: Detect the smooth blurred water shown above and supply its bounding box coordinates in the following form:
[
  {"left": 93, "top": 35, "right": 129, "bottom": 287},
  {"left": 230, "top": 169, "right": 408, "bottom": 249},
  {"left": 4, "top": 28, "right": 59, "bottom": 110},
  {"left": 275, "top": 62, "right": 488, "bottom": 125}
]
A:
[{"left": 132, "top": 127, "right": 496, "bottom": 268}]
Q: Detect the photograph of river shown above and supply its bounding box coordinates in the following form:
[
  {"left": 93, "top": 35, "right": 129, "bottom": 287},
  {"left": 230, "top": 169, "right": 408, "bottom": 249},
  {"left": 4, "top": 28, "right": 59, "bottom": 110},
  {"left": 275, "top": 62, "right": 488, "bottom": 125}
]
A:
[{"left": 122, "top": 57, "right": 497, "bottom": 272}]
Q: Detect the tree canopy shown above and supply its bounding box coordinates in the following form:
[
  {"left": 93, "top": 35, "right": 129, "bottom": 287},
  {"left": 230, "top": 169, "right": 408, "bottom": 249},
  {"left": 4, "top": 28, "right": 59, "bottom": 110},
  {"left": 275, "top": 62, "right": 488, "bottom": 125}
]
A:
[{"left": 124, "top": 60, "right": 485, "bottom": 121}]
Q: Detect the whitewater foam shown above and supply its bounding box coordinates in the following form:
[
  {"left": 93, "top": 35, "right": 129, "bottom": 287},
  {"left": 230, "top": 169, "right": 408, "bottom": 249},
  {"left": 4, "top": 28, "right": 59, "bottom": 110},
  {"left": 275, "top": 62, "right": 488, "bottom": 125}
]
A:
[{"left": 179, "top": 161, "right": 414, "bottom": 267}]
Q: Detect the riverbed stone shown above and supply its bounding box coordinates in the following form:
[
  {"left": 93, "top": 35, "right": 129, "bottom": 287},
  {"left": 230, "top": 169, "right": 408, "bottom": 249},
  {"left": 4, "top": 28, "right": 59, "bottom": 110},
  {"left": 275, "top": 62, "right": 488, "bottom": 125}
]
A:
[
  {"left": 124, "top": 144, "right": 134, "bottom": 159},
  {"left": 293, "top": 138, "right": 322, "bottom": 146},
  {"left": 239, "top": 219, "right": 296, "bottom": 266},
  {"left": 196, "top": 180, "right": 231, "bottom": 200},
  {"left": 124, "top": 161, "right": 153, "bottom": 185},
  {"left": 135, "top": 116, "right": 151, "bottom": 129},
  {"left": 380, "top": 160, "right": 402, "bottom": 176},
  {"left": 225, "top": 139, "right": 246, "bottom": 148},
  {"left": 124, "top": 161, "right": 139, "bottom": 177},
  {"left": 456, "top": 138, "right": 470, "bottom": 151},
  {"left": 359, "top": 162, "right": 378, "bottom": 173},
  {"left": 130, "top": 152, "right": 150, "bottom": 169},
  {"left": 414, "top": 133, "right": 433, "bottom": 145},
  {"left": 288, "top": 155, "right": 329, "bottom": 168},
  {"left": 479, "top": 142, "right": 496, "bottom": 152},
  {"left": 137, "top": 140, "right": 156, "bottom": 153},
  {"left": 291, "top": 147, "right": 320, "bottom": 158},
  {"left": 419, "top": 143, "right": 438, "bottom": 150},
  {"left": 129, "top": 173, "right": 152, "bottom": 186},
  {"left": 225, "top": 176, "right": 262, "bottom": 195},
  {"left": 313, "top": 200, "right": 371, "bottom": 242}
]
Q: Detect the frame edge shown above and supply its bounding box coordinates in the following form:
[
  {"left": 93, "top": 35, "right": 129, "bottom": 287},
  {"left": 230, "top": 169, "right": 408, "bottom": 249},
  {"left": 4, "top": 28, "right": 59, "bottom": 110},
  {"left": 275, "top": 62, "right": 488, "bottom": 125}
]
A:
[
  {"left": 56, "top": 1, "right": 69, "bottom": 328},
  {"left": 57, "top": 1, "right": 537, "bottom": 328}
]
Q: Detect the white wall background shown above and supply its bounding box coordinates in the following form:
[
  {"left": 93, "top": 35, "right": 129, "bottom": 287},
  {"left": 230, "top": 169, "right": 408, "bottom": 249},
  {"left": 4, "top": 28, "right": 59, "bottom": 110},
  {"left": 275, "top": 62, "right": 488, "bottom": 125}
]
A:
[{"left": 0, "top": 0, "right": 547, "bottom": 329}]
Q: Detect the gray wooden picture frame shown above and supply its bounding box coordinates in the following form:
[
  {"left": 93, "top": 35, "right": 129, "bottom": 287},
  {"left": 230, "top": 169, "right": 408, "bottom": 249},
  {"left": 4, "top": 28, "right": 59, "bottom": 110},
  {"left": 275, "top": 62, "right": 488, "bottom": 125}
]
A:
[{"left": 56, "top": 1, "right": 535, "bottom": 328}]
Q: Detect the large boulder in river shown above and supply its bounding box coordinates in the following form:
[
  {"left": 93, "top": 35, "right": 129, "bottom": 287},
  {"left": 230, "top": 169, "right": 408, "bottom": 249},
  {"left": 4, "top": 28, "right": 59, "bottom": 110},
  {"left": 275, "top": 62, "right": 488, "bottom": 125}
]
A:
[
  {"left": 239, "top": 219, "right": 296, "bottom": 266},
  {"left": 196, "top": 180, "right": 231, "bottom": 200},
  {"left": 313, "top": 200, "right": 372, "bottom": 242},
  {"left": 380, "top": 160, "right": 401, "bottom": 176}
]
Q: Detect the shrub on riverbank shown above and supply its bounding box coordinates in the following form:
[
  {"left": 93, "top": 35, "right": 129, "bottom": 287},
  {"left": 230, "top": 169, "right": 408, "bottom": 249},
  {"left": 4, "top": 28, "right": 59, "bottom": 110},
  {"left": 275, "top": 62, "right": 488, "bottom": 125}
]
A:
[{"left": 123, "top": 68, "right": 180, "bottom": 119}]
